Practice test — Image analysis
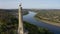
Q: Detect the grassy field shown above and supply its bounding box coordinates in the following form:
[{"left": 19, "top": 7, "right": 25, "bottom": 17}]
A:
[{"left": 35, "top": 10, "right": 60, "bottom": 23}]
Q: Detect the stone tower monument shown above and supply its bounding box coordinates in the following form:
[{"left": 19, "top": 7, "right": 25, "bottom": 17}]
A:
[{"left": 18, "top": 3, "right": 24, "bottom": 34}]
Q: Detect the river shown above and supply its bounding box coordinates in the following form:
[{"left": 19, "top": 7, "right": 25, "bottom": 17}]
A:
[{"left": 23, "top": 11, "right": 60, "bottom": 34}]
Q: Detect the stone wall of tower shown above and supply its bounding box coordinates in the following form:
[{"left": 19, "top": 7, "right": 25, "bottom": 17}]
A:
[{"left": 18, "top": 4, "right": 24, "bottom": 34}]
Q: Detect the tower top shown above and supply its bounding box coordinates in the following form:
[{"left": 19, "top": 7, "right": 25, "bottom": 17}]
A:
[{"left": 19, "top": 3, "right": 22, "bottom": 7}]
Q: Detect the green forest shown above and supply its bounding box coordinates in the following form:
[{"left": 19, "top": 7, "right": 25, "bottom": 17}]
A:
[{"left": 0, "top": 11, "right": 54, "bottom": 34}]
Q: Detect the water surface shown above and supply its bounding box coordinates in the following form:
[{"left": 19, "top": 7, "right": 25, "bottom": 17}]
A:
[{"left": 23, "top": 11, "right": 60, "bottom": 34}]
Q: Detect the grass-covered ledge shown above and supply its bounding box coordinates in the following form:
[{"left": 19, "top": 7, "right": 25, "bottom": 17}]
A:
[{"left": 23, "top": 21, "right": 54, "bottom": 34}]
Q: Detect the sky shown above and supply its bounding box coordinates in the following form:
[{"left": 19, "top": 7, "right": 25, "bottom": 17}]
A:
[
  {"left": 0, "top": 0, "right": 19, "bottom": 9},
  {"left": 0, "top": 0, "right": 60, "bottom": 9}
]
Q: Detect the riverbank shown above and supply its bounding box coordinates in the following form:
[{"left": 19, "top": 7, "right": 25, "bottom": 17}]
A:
[
  {"left": 34, "top": 16, "right": 60, "bottom": 27},
  {"left": 24, "top": 21, "right": 54, "bottom": 34}
]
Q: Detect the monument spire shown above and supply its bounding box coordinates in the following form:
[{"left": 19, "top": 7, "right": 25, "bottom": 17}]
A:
[{"left": 18, "top": 2, "right": 24, "bottom": 34}]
